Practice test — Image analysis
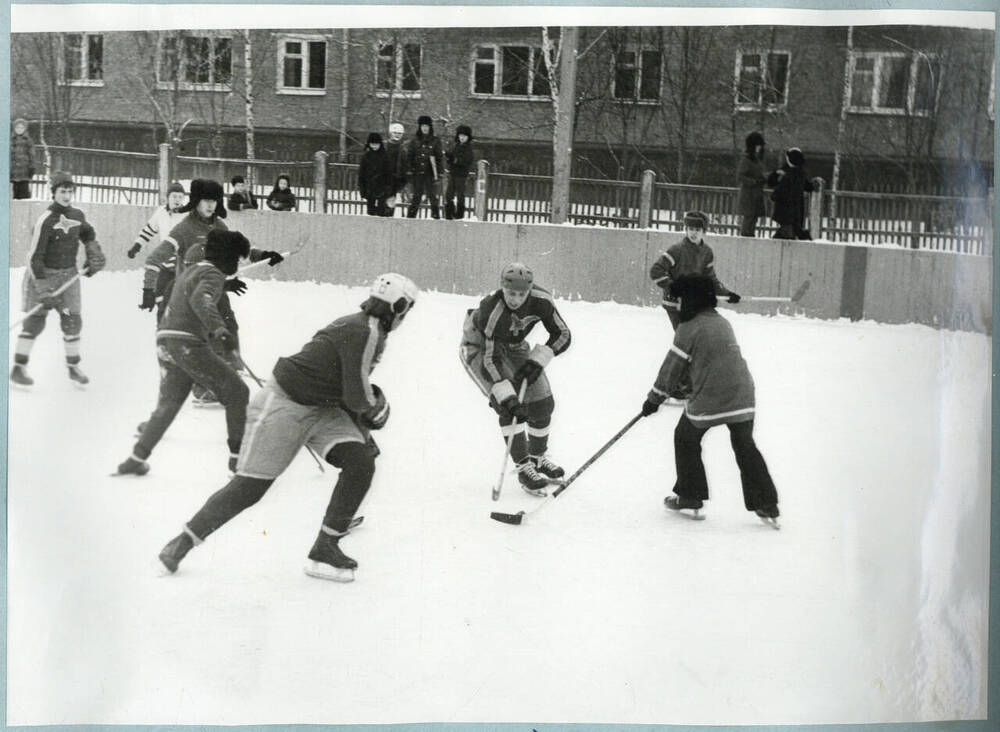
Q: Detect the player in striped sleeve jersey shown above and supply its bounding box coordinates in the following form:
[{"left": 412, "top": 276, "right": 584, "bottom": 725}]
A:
[{"left": 126, "top": 181, "right": 186, "bottom": 260}]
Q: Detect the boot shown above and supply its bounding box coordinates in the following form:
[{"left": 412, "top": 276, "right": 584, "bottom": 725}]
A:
[
  {"left": 67, "top": 364, "right": 89, "bottom": 384},
  {"left": 305, "top": 528, "right": 357, "bottom": 582},
  {"left": 517, "top": 460, "right": 549, "bottom": 497},
  {"left": 116, "top": 456, "right": 150, "bottom": 476},
  {"left": 754, "top": 504, "right": 781, "bottom": 529},
  {"left": 10, "top": 364, "right": 33, "bottom": 386},
  {"left": 159, "top": 531, "right": 195, "bottom": 573},
  {"left": 664, "top": 494, "right": 705, "bottom": 521},
  {"left": 532, "top": 454, "right": 564, "bottom": 480}
]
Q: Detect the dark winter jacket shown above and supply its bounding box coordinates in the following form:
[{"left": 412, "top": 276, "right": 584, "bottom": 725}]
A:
[
  {"left": 358, "top": 143, "right": 395, "bottom": 201},
  {"left": 266, "top": 175, "right": 297, "bottom": 211},
  {"left": 767, "top": 164, "right": 815, "bottom": 226},
  {"left": 404, "top": 125, "right": 445, "bottom": 179},
  {"left": 735, "top": 154, "right": 767, "bottom": 219},
  {"left": 446, "top": 126, "right": 475, "bottom": 178},
  {"left": 385, "top": 139, "right": 406, "bottom": 194},
  {"left": 10, "top": 131, "right": 35, "bottom": 182},
  {"left": 227, "top": 189, "right": 258, "bottom": 212}
]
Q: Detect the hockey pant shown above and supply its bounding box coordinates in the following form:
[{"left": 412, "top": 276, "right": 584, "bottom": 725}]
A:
[
  {"left": 672, "top": 413, "right": 778, "bottom": 511},
  {"left": 192, "top": 292, "right": 241, "bottom": 400},
  {"left": 16, "top": 267, "right": 84, "bottom": 367},
  {"left": 134, "top": 337, "right": 249, "bottom": 461}
]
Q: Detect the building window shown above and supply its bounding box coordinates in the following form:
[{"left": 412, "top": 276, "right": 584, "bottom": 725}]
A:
[
  {"left": 613, "top": 48, "right": 661, "bottom": 102},
  {"left": 848, "top": 51, "right": 939, "bottom": 115},
  {"left": 157, "top": 33, "right": 233, "bottom": 90},
  {"left": 734, "top": 50, "right": 790, "bottom": 110},
  {"left": 278, "top": 36, "right": 326, "bottom": 94},
  {"left": 61, "top": 33, "right": 103, "bottom": 86},
  {"left": 375, "top": 42, "right": 421, "bottom": 96},
  {"left": 471, "top": 44, "right": 550, "bottom": 99}
]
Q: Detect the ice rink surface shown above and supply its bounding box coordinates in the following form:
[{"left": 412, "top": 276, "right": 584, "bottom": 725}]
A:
[{"left": 5, "top": 268, "right": 991, "bottom": 726}]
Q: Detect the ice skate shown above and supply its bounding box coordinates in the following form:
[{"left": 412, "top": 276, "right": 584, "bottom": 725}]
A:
[
  {"left": 67, "top": 364, "right": 89, "bottom": 385},
  {"left": 192, "top": 392, "right": 221, "bottom": 408},
  {"left": 158, "top": 531, "right": 195, "bottom": 573},
  {"left": 755, "top": 504, "right": 781, "bottom": 530},
  {"left": 517, "top": 460, "right": 549, "bottom": 497},
  {"left": 532, "top": 453, "right": 565, "bottom": 481},
  {"left": 305, "top": 531, "right": 357, "bottom": 582},
  {"left": 9, "top": 364, "right": 33, "bottom": 386},
  {"left": 664, "top": 494, "right": 705, "bottom": 520},
  {"left": 115, "top": 455, "right": 150, "bottom": 476}
]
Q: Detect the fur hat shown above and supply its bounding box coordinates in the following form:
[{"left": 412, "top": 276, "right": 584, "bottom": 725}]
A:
[
  {"left": 367, "top": 132, "right": 384, "bottom": 146},
  {"left": 167, "top": 181, "right": 185, "bottom": 195},
  {"left": 455, "top": 124, "right": 472, "bottom": 140},
  {"left": 682, "top": 210, "right": 710, "bottom": 230},
  {"left": 745, "top": 130, "right": 765, "bottom": 153},
  {"left": 50, "top": 171, "right": 75, "bottom": 191},
  {"left": 178, "top": 178, "right": 227, "bottom": 218},
  {"left": 417, "top": 115, "right": 433, "bottom": 127},
  {"left": 204, "top": 229, "right": 250, "bottom": 275},
  {"left": 231, "top": 174, "right": 246, "bottom": 186},
  {"left": 786, "top": 147, "right": 805, "bottom": 167},
  {"left": 670, "top": 275, "right": 718, "bottom": 323}
]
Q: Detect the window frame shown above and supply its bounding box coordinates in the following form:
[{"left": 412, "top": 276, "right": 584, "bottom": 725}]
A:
[
  {"left": 846, "top": 50, "right": 940, "bottom": 117},
  {"left": 611, "top": 45, "right": 662, "bottom": 105},
  {"left": 469, "top": 43, "right": 552, "bottom": 101},
  {"left": 733, "top": 49, "right": 792, "bottom": 112},
  {"left": 276, "top": 34, "right": 328, "bottom": 96},
  {"left": 59, "top": 32, "right": 104, "bottom": 87},
  {"left": 374, "top": 40, "right": 423, "bottom": 98},
  {"left": 155, "top": 32, "right": 234, "bottom": 92}
]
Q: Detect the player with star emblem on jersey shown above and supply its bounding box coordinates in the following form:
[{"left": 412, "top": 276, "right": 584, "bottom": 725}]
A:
[
  {"left": 10, "top": 171, "right": 105, "bottom": 387},
  {"left": 460, "top": 262, "right": 571, "bottom": 496}
]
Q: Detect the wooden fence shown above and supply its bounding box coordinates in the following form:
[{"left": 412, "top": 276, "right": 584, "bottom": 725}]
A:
[{"left": 27, "top": 144, "right": 993, "bottom": 256}]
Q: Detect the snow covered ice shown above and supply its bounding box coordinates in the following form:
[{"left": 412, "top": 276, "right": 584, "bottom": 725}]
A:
[{"left": 6, "top": 268, "right": 990, "bottom": 725}]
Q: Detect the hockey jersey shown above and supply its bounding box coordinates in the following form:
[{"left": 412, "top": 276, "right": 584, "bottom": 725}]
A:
[
  {"left": 649, "top": 237, "right": 731, "bottom": 310},
  {"left": 157, "top": 261, "right": 228, "bottom": 343},
  {"left": 272, "top": 312, "right": 387, "bottom": 415},
  {"left": 133, "top": 205, "right": 185, "bottom": 253},
  {"left": 649, "top": 309, "right": 755, "bottom": 428},
  {"left": 27, "top": 202, "right": 97, "bottom": 278},
  {"left": 143, "top": 211, "right": 228, "bottom": 292},
  {"left": 463, "top": 286, "right": 571, "bottom": 384}
]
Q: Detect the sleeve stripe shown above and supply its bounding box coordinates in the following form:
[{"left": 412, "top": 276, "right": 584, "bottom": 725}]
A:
[
  {"left": 26, "top": 210, "right": 50, "bottom": 264},
  {"left": 651, "top": 385, "right": 669, "bottom": 397},
  {"left": 652, "top": 275, "right": 670, "bottom": 284},
  {"left": 359, "top": 317, "right": 379, "bottom": 404},
  {"left": 669, "top": 344, "right": 691, "bottom": 361},
  {"left": 548, "top": 308, "right": 571, "bottom": 354},
  {"left": 482, "top": 301, "right": 506, "bottom": 382},
  {"left": 662, "top": 251, "right": 675, "bottom": 266}
]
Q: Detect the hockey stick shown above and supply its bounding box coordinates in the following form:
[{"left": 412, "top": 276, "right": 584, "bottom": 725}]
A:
[
  {"left": 738, "top": 277, "right": 811, "bottom": 305},
  {"left": 9, "top": 272, "right": 83, "bottom": 330},
  {"left": 235, "top": 354, "right": 326, "bottom": 474},
  {"left": 492, "top": 380, "right": 529, "bottom": 501},
  {"left": 490, "top": 413, "right": 643, "bottom": 525}
]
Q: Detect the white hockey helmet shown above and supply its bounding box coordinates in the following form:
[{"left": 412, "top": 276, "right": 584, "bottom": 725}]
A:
[{"left": 369, "top": 273, "right": 419, "bottom": 329}]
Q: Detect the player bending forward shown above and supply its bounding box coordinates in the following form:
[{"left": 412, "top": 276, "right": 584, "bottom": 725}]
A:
[
  {"left": 640, "top": 275, "right": 780, "bottom": 527},
  {"left": 158, "top": 273, "right": 419, "bottom": 582},
  {"left": 460, "top": 262, "right": 571, "bottom": 496}
]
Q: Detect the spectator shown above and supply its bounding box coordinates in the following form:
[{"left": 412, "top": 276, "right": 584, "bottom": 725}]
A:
[
  {"left": 767, "top": 148, "right": 815, "bottom": 240},
  {"left": 404, "top": 115, "right": 444, "bottom": 219},
  {"left": 736, "top": 131, "right": 766, "bottom": 237},
  {"left": 384, "top": 122, "right": 407, "bottom": 217},
  {"left": 358, "top": 133, "right": 394, "bottom": 217},
  {"left": 444, "top": 124, "right": 475, "bottom": 220},
  {"left": 10, "top": 118, "right": 35, "bottom": 200},
  {"left": 228, "top": 175, "right": 258, "bottom": 212},
  {"left": 265, "top": 174, "right": 297, "bottom": 212}
]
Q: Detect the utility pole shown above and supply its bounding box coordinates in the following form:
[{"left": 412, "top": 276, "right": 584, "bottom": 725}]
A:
[
  {"left": 243, "top": 30, "right": 255, "bottom": 181},
  {"left": 551, "top": 26, "right": 578, "bottom": 224},
  {"left": 831, "top": 25, "right": 853, "bottom": 221}
]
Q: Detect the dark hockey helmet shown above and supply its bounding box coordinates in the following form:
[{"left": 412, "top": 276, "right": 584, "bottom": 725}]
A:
[
  {"left": 364, "top": 273, "right": 419, "bottom": 331},
  {"left": 205, "top": 229, "right": 251, "bottom": 276},
  {"left": 500, "top": 262, "right": 533, "bottom": 292},
  {"left": 670, "top": 275, "right": 717, "bottom": 323}
]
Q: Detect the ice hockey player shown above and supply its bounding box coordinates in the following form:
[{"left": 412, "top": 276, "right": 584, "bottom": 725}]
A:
[
  {"left": 640, "top": 274, "right": 780, "bottom": 528},
  {"left": 10, "top": 171, "right": 106, "bottom": 387},
  {"left": 459, "top": 262, "right": 571, "bottom": 496},
  {"left": 157, "top": 273, "right": 420, "bottom": 583},
  {"left": 116, "top": 230, "right": 253, "bottom": 476},
  {"left": 126, "top": 182, "right": 186, "bottom": 260}
]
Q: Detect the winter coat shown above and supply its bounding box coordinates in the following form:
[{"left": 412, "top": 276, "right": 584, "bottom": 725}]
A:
[
  {"left": 10, "top": 131, "right": 34, "bottom": 182},
  {"left": 227, "top": 190, "right": 258, "bottom": 211},
  {"left": 446, "top": 140, "right": 475, "bottom": 178},
  {"left": 735, "top": 154, "right": 767, "bottom": 218},
  {"left": 767, "top": 164, "right": 815, "bottom": 226},
  {"left": 266, "top": 180, "right": 297, "bottom": 212},
  {"left": 405, "top": 132, "right": 445, "bottom": 179},
  {"left": 358, "top": 146, "right": 395, "bottom": 200},
  {"left": 385, "top": 139, "right": 407, "bottom": 193}
]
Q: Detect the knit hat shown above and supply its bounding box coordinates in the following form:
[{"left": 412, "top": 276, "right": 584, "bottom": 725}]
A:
[
  {"left": 13, "top": 118, "right": 28, "bottom": 129},
  {"left": 367, "top": 132, "right": 384, "bottom": 146},
  {"left": 167, "top": 181, "right": 185, "bottom": 195},
  {"left": 682, "top": 210, "right": 709, "bottom": 230},
  {"left": 745, "top": 131, "right": 765, "bottom": 153},
  {"left": 388, "top": 122, "right": 404, "bottom": 135},
  {"left": 50, "top": 171, "right": 75, "bottom": 191},
  {"left": 786, "top": 148, "right": 805, "bottom": 167},
  {"left": 204, "top": 229, "right": 250, "bottom": 276},
  {"left": 670, "top": 275, "right": 718, "bottom": 323},
  {"left": 231, "top": 174, "right": 246, "bottom": 186},
  {"left": 178, "top": 178, "right": 227, "bottom": 218}
]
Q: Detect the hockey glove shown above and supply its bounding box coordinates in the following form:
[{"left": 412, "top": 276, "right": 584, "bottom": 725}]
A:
[
  {"left": 83, "top": 247, "right": 106, "bottom": 277},
  {"left": 259, "top": 250, "right": 284, "bottom": 266},
  {"left": 224, "top": 277, "right": 248, "bottom": 296},
  {"left": 127, "top": 242, "right": 142, "bottom": 259},
  {"left": 514, "top": 360, "right": 544, "bottom": 387},
  {"left": 641, "top": 398, "right": 661, "bottom": 417},
  {"left": 359, "top": 384, "right": 390, "bottom": 430},
  {"left": 211, "top": 327, "right": 236, "bottom": 350},
  {"left": 139, "top": 288, "right": 156, "bottom": 311},
  {"left": 727, "top": 292, "right": 742, "bottom": 304}
]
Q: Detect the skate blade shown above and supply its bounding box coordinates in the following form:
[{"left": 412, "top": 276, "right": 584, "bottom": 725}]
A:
[
  {"left": 759, "top": 516, "right": 781, "bottom": 530},
  {"left": 520, "top": 485, "right": 548, "bottom": 498},
  {"left": 156, "top": 557, "right": 179, "bottom": 576},
  {"left": 192, "top": 401, "right": 223, "bottom": 409},
  {"left": 348, "top": 515, "right": 364, "bottom": 530},
  {"left": 304, "top": 561, "right": 355, "bottom": 583},
  {"left": 665, "top": 506, "right": 706, "bottom": 521}
]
